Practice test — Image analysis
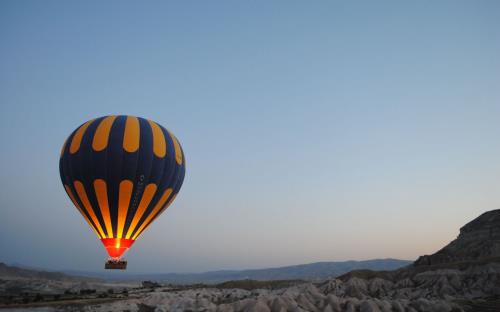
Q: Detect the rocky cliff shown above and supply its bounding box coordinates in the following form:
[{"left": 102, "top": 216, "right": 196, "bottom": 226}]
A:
[{"left": 415, "top": 209, "right": 500, "bottom": 266}]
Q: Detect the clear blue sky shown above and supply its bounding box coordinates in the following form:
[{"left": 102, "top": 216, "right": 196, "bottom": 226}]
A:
[{"left": 1, "top": 1, "right": 499, "bottom": 273}]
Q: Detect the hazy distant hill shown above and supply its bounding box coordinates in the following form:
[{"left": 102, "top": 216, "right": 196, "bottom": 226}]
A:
[
  {"left": 149, "top": 258, "right": 412, "bottom": 283},
  {"left": 0, "top": 262, "right": 97, "bottom": 282},
  {"left": 64, "top": 258, "right": 411, "bottom": 283},
  {"left": 2, "top": 258, "right": 411, "bottom": 284}
]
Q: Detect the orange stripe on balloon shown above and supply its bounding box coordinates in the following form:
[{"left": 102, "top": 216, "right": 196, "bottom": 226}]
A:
[
  {"left": 148, "top": 120, "right": 166, "bottom": 158},
  {"left": 69, "top": 181, "right": 106, "bottom": 238},
  {"left": 123, "top": 116, "right": 140, "bottom": 152},
  {"left": 147, "top": 193, "right": 177, "bottom": 227},
  {"left": 125, "top": 183, "right": 157, "bottom": 239},
  {"left": 93, "top": 179, "right": 114, "bottom": 238},
  {"left": 134, "top": 193, "right": 177, "bottom": 240},
  {"left": 117, "top": 180, "right": 133, "bottom": 238},
  {"left": 92, "top": 116, "right": 116, "bottom": 151},
  {"left": 168, "top": 131, "right": 183, "bottom": 165},
  {"left": 132, "top": 188, "right": 172, "bottom": 240},
  {"left": 73, "top": 181, "right": 107, "bottom": 238},
  {"left": 70, "top": 119, "right": 95, "bottom": 154},
  {"left": 64, "top": 184, "right": 101, "bottom": 238}
]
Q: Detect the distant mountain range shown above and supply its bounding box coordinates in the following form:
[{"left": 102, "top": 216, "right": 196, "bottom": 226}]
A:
[
  {"left": 3, "top": 258, "right": 411, "bottom": 284},
  {"left": 0, "top": 262, "right": 97, "bottom": 282},
  {"left": 61, "top": 258, "right": 411, "bottom": 283}
]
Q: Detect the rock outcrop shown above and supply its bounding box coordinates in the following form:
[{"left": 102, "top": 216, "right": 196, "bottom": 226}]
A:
[{"left": 415, "top": 209, "right": 500, "bottom": 266}]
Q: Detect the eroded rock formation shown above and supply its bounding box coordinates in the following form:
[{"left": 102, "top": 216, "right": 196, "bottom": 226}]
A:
[{"left": 415, "top": 209, "right": 500, "bottom": 266}]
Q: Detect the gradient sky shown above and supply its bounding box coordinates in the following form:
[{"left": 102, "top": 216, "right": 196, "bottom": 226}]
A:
[{"left": 1, "top": 1, "right": 500, "bottom": 273}]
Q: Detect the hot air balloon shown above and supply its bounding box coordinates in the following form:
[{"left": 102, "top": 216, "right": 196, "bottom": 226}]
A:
[{"left": 59, "top": 115, "right": 185, "bottom": 269}]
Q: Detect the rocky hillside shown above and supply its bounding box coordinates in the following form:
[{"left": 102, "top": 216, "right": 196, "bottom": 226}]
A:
[
  {"left": 0, "top": 263, "right": 135, "bottom": 297},
  {"left": 3, "top": 210, "right": 499, "bottom": 311},
  {"left": 71, "top": 259, "right": 499, "bottom": 312},
  {"left": 415, "top": 209, "right": 500, "bottom": 266},
  {"left": 73, "top": 210, "right": 500, "bottom": 312}
]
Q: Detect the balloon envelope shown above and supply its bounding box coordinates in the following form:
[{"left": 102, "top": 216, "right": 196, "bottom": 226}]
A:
[{"left": 59, "top": 115, "right": 185, "bottom": 260}]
